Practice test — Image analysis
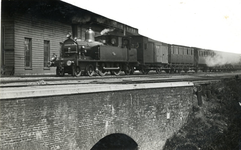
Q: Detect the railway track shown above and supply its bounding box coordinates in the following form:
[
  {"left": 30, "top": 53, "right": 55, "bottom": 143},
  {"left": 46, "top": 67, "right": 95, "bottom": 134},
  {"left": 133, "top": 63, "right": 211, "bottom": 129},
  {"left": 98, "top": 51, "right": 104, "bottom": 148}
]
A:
[{"left": 1, "top": 71, "right": 240, "bottom": 88}]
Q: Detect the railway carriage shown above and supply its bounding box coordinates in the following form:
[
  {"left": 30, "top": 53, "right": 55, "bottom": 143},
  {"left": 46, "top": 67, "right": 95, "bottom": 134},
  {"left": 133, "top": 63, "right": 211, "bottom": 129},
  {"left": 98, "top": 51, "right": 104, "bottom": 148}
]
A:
[
  {"left": 130, "top": 35, "right": 169, "bottom": 74},
  {"left": 169, "top": 44, "right": 194, "bottom": 73},
  {"left": 193, "top": 47, "right": 209, "bottom": 72},
  {"left": 193, "top": 48, "right": 240, "bottom": 72}
]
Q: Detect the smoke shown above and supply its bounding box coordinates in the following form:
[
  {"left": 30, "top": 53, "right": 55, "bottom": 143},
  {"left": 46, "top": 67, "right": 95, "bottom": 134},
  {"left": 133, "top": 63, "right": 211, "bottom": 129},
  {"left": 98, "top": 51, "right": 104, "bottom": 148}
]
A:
[
  {"left": 100, "top": 28, "right": 115, "bottom": 35},
  {"left": 72, "top": 15, "right": 91, "bottom": 24},
  {"left": 96, "top": 16, "right": 107, "bottom": 24},
  {"left": 205, "top": 51, "right": 241, "bottom": 67}
]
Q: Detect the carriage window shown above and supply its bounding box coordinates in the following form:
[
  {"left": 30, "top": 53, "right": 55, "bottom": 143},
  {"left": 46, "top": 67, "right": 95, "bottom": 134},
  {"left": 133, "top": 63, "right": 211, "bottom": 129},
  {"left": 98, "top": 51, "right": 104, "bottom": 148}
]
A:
[
  {"left": 187, "top": 49, "right": 191, "bottom": 55},
  {"left": 179, "top": 48, "right": 183, "bottom": 55},
  {"left": 184, "top": 49, "right": 187, "bottom": 55},
  {"left": 174, "top": 46, "right": 178, "bottom": 54},
  {"left": 148, "top": 42, "right": 154, "bottom": 51},
  {"left": 111, "top": 37, "right": 118, "bottom": 46},
  {"left": 122, "top": 39, "right": 129, "bottom": 48},
  {"left": 118, "top": 37, "right": 122, "bottom": 47}
]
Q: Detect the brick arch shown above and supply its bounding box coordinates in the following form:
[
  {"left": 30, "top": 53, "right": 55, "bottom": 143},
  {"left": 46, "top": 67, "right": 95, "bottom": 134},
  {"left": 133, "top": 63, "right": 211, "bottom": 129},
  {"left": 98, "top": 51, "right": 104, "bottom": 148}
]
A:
[
  {"left": 90, "top": 133, "right": 138, "bottom": 150},
  {"left": 85, "top": 125, "right": 152, "bottom": 150}
]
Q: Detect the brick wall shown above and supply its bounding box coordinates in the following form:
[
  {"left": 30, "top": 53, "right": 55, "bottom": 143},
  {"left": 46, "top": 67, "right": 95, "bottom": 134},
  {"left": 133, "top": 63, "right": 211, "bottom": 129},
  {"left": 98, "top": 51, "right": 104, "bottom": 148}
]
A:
[{"left": 0, "top": 87, "right": 195, "bottom": 150}]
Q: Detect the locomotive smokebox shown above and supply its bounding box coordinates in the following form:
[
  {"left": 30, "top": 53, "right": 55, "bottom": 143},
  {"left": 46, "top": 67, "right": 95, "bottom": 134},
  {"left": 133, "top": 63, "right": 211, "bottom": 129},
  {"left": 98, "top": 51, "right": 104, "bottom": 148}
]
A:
[{"left": 85, "top": 28, "right": 95, "bottom": 42}]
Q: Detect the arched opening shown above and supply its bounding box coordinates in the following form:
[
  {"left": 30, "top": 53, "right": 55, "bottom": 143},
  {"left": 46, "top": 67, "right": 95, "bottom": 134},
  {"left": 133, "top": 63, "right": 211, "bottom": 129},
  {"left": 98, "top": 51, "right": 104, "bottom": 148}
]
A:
[{"left": 90, "top": 133, "right": 138, "bottom": 150}]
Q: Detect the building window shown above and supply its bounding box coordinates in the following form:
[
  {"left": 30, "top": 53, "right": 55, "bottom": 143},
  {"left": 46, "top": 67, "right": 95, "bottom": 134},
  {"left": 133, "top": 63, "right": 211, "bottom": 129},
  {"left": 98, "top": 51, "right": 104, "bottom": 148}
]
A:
[
  {"left": 24, "top": 38, "right": 32, "bottom": 68},
  {"left": 44, "top": 40, "right": 50, "bottom": 68}
]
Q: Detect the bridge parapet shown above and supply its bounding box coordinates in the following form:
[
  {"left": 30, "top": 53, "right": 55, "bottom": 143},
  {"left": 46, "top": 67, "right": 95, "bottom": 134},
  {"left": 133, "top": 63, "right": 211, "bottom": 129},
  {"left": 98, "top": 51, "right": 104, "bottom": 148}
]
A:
[{"left": 0, "top": 83, "right": 195, "bottom": 150}]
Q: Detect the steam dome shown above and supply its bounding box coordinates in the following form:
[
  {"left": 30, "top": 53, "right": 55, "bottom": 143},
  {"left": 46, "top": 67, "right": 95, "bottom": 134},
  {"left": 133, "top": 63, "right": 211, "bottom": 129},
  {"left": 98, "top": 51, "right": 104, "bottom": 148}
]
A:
[{"left": 85, "top": 28, "right": 95, "bottom": 42}]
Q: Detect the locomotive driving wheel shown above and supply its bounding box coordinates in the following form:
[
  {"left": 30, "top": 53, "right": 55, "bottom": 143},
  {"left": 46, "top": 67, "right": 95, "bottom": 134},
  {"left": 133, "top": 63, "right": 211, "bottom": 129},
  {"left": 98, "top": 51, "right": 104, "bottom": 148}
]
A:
[
  {"left": 97, "top": 63, "right": 108, "bottom": 76},
  {"left": 156, "top": 68, "right": 162, "bottom": 74},
  {"left": 86, "top": 64, "right": 95, "bottom": 76},
  {"left": 56, "top": 66, "right": 64, "bottom": 77},
  {"left": 111, "top": 69, "right": 121, "bottom": 76},
  {"left": 124, "top": 65, "right": 134, "bottom": 75},
  {"left": 141, "top": 67, "right": 149, "bottom": 75},
  {"left": 74, "top": 66, "right": 81, "bottom": 77},
  {"left": 98, "top": 65, "right": 107, "bottom": 76},
  {"left": 110, "top": 64, "right": 121, "bottom": 75}
]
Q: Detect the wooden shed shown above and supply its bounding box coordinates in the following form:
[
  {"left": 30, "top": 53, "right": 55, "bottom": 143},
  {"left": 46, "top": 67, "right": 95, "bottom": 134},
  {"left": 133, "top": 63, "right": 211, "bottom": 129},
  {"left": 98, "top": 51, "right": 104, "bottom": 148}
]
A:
[{"left": 1, "top": 0, "right": 138, "bottom": 75}]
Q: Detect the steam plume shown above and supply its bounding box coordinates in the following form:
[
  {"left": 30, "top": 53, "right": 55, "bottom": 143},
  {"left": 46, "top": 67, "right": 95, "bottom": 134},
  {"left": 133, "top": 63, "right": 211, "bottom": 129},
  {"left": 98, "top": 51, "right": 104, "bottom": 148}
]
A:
[
  {"left": 72, "top": 15, "right": 91, "bottom": 24},
  {"left": 205, "top": 51, "right": 241, "bottom": 67},
  {"left": 100, "top": 28, "right": 115, "bottom": 35},
  {"left": 96, "top": 16, "right": 107, "bottom": 24}
]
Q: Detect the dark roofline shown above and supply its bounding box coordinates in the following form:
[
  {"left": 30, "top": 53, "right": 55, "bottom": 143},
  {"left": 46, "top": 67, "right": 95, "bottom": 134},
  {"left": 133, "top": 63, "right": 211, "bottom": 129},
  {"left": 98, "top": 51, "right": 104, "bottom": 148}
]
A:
[
  {"left": 2, "top": 0, "right": 138, "bottom": 34},
  {"left": 60, "top": 1, "right": 138, "bottom": 31}
]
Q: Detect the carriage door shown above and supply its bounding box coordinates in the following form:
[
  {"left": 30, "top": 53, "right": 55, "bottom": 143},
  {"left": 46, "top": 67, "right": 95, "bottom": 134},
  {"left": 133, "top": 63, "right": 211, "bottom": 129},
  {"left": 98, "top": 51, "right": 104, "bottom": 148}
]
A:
[
  {"left": 155, "top": 45, "right": 162, "bottom": 63},
  {"left": 161, "top": 44, "right": 168, "bottom": 64},
  {"left": 155, "top": 44, "right": 168, "bottom": 64},
  {"left": 146, "top": 42, "right": 154, "bottom": 63}
]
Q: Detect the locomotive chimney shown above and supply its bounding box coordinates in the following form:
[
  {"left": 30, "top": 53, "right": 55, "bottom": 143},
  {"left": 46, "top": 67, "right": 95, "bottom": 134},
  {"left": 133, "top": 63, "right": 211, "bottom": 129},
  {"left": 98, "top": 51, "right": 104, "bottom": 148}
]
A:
[{"left": 85, "top": 28, "right": 95, "bottom": 42}]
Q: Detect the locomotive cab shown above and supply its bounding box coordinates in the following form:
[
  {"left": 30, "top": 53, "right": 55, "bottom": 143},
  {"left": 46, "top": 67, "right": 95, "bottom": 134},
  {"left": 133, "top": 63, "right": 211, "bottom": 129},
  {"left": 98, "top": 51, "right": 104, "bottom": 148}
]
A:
[{"left": 96, "top": 35, "right": 120, "bottom": 47}]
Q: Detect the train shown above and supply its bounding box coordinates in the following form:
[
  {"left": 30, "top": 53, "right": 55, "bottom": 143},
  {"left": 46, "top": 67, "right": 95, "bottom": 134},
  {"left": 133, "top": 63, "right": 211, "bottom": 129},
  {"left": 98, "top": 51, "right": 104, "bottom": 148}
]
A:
[{"left": 48, "top": 28, "right": 241, "bottom": 76}]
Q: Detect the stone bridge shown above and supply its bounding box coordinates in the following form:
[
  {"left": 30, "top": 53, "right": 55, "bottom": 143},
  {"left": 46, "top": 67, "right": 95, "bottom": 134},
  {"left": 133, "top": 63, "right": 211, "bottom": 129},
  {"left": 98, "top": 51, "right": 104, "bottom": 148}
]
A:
[{"left": 0, "top": 82, "right": 196, "bottom": 150}]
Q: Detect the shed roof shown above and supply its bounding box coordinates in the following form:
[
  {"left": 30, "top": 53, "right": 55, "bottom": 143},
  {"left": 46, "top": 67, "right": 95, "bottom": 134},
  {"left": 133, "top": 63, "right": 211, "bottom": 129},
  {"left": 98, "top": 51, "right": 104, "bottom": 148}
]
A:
[{"left": 2, "top": 0, "right": 138, "bottom": 35}]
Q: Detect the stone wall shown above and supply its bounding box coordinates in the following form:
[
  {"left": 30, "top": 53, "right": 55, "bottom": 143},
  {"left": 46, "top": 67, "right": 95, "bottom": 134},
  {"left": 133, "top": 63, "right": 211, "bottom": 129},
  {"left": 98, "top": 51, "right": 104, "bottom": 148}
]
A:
[{"left": 0, "top": 86, "right": 195, "bottom": 150}]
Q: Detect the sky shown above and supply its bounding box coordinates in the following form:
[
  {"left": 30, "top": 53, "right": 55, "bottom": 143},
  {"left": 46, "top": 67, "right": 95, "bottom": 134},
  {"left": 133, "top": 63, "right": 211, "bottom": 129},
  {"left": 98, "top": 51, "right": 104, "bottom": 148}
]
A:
[{"left": 62, "top": 0, "right": 241, "bottom": 54}]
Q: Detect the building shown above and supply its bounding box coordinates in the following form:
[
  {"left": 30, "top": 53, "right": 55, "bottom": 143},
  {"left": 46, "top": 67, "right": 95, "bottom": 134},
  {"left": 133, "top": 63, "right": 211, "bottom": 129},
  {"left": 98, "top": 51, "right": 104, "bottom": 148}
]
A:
[{"left": 1, "top": 0, "right": 139, "bottom": 76}]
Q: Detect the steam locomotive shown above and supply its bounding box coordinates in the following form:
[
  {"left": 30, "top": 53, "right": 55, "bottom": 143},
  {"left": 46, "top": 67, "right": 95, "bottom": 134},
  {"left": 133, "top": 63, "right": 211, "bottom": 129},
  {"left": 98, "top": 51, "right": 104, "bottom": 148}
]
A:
[{"left": 48, "top": 28, "right": 241, "bottom": 76}]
